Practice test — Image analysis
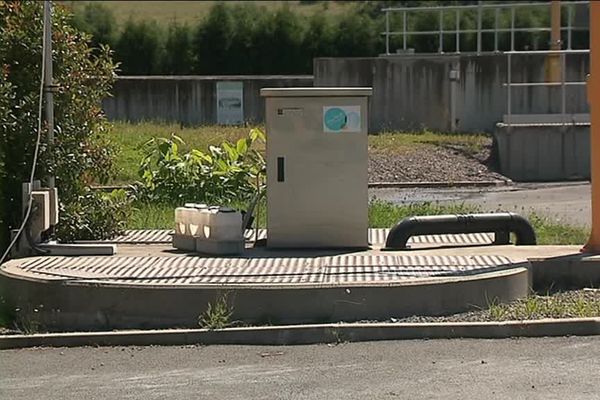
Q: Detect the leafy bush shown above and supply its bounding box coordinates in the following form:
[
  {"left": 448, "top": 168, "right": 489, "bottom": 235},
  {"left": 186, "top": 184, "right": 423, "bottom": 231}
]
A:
[
  {"left": 137, "top": 128, "right": 265, "bottom": 205},
  {"left": 0, "top": 1, "right": 127, "bottom": 251},
  {"left": 56, "top": 189, "right": 132, "bottom": 242}
]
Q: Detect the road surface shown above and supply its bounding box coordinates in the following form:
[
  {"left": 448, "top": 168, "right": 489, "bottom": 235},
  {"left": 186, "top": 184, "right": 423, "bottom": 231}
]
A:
[
  {"left": 371, "top": 182, "right": 591, "bottom": 227},
  {"left": 1, "top": 337, "right": 599, "bottom": 399}
]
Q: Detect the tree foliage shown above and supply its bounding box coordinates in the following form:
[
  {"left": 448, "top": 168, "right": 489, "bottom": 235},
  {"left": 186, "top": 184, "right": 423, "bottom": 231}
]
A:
[
  {"left": 73, "top": 1, "right": 588, "bottom": 75},
  {"left": 71, "top": 2, "right": 116, "bottom": 50},
  {"left": 0, "top": 1, "right": 127, "bottom": 253},
  {"left": 115, "top": 19, "right": 163, "bottom": 75}
]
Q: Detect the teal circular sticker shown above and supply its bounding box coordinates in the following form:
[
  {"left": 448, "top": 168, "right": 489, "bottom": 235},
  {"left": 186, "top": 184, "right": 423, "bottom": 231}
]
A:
[{"left": 324, "top": 107, "right": 347, "bottom": 132}]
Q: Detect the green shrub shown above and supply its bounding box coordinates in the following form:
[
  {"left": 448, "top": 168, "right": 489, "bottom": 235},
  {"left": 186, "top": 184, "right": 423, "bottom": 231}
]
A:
[
  {"left": 137, "top": 128, "right": 265, "bottom": 205},
  {"left": 0, "top": 1, "right": 126, "bottom": 252},
  {"left": 198, "top": 292, "right": 234, "bottom": 330},
  {"left": 56, "top": 189, "right": 132, "bottom": 242}
]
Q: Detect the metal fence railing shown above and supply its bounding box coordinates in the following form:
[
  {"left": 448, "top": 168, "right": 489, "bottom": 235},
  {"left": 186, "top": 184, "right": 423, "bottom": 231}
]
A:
[
  {"left": 504, "top": 49, "right": 590, "bottom": 127},
  {"left": 382, "top": 1, "right": 590, "bottom": 55}
]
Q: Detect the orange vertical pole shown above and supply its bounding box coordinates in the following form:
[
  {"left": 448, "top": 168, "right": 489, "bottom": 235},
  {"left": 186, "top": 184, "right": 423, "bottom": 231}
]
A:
[
  {"left": 546, "top": 0, "right": 562, "bottom": 82},
  {"left": 584, "top": 2, "right": 600, "bottom": 252}
]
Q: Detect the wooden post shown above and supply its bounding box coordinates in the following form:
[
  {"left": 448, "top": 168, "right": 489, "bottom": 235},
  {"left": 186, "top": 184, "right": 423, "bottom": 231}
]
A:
[
  {"left": 583, "top": 1, "right": 600, "bottom": 252},
  {"left": 546, "top": 1, "right": 562, "bottom": 82}
]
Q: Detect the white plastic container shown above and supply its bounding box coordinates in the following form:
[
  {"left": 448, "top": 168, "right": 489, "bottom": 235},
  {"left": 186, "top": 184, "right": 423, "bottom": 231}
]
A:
[
  {"left": 188, "top": 204, "right": 208, "bottom": 237},
  {"left": 175, "top": 204, "right": 208, "bottom": 236},
  {"left": 174, "top": 207, "right": 191, "bottom": 235},
  {"left": 202, "top": 207, "right": 243, "bottom": 241}
]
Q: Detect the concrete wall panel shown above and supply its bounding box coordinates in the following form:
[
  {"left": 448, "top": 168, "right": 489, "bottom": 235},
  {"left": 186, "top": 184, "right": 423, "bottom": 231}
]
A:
[
  {"left": 103, "top": 76, "right": 314, "bottom": 125},
  {"left": 314, "top": 53, "right": 589, "bottom": 133},
  {"left": 495, "top": 125, "right": 590, "bottom": 181}
]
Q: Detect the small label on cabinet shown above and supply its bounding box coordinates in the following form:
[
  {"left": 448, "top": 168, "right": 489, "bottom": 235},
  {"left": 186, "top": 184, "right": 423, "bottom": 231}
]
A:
[{"left": 323, "top": 106, "right": 361, "bottom": 133}]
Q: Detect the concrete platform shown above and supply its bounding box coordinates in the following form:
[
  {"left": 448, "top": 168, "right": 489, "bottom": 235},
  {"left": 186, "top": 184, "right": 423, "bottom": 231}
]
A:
[{"left": 0, "top": 229, "right": 589, "bottom": 331}]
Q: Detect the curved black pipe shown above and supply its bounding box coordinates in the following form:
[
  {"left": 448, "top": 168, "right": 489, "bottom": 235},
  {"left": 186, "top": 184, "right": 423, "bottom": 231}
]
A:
[{"left": 385, "top": 212, "right": 536, "bottom": 250}]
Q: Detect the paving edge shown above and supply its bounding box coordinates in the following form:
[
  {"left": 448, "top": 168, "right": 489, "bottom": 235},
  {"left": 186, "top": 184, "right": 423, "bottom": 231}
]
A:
[
  {"left": 90, "top": 180, "right": 512, "bottom": 192},
  {"left": 1, "top": 318, "right": 598, "bottom": 349},
  {"left": 368, "top": 180, "right": 511, "bottom": 188}
]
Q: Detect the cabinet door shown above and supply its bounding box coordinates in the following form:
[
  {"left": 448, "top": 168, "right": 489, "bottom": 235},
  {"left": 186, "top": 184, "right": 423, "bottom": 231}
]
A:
[{"left": 266, "top": 96, "right": 369, "bottom": 248}]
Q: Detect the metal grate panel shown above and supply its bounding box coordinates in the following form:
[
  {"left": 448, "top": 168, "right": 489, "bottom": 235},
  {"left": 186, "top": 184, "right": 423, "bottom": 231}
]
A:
[
  {"left": 80, "top": 229, "right": 495, "bottom": 247},
  {"left": 5, "top": 253, "right": 517, "bottom": 287}
]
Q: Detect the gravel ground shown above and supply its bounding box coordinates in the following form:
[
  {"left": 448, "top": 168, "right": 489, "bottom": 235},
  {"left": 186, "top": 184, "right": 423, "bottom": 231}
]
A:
[
  {"left": 368, "top": 142, "right": 507, "bottom": 183},
  {"left": 385, "top": 289, "right": 600, "bottom": 323}
]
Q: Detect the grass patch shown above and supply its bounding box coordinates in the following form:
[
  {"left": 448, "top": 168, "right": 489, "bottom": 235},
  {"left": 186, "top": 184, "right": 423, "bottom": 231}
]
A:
[
  {"left": 486, "top": 290, "right": 600, "bottom": 321},
  {"left": 60, "top": 1, "right": 353, "bottom": 28},
  {"left": 127, "top": 200, "right": 480, "bottom": 231},
  {"left": 128, "top": 202, "right": 176, "bottom": 230},
  {"left": 368, "top": 199, "right": 480, "bottom": 228},
  {"left": 528, "top": 213, "right": 589, "bottom": 245},
  {"left": 109, "top": 122, "right": 490, "bottom": 185},
  {"left": 128, "top": 199, "right": 268, "bottom": 230},
  {"left": 127, "top": 200, "right": 588, "bottom": 246},
  {"left": 368, "top": 130, "right": 490, "bottom": 156}
]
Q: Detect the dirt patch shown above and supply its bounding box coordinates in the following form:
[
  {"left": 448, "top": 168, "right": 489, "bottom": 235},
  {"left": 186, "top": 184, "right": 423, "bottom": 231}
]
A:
[{"left": 368, "top": 140, "right": 507, "bottom": 183}]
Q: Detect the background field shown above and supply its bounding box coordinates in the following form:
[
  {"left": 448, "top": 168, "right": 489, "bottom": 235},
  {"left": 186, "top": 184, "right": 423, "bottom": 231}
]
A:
[
  {"left": 107, "top": 122, "right": 491, "bottom": 184},
  {"left": 59, "top": 1, "right": 353, "bottom": 26}
]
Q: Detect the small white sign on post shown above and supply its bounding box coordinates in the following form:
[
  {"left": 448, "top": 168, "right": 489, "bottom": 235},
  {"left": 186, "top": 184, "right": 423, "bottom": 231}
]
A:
[{"left": 216, "top": 81, "right": 244, "bottom": 125}]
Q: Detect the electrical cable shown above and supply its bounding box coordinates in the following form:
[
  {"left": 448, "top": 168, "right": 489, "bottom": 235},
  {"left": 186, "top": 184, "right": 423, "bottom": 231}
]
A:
[{"left": 0, "top": 7, "right": 48, "bottom": 266}]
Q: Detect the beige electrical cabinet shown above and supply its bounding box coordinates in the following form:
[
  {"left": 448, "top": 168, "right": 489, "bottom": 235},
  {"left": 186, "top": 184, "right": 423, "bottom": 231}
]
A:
[{"left": 260, "top": 87, "right": 372, "bottom": 248}]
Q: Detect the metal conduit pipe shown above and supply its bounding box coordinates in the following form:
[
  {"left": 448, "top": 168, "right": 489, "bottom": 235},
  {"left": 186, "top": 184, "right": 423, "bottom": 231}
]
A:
[{"left": 384, "top": 212, "right": 537, "bottom": 250}]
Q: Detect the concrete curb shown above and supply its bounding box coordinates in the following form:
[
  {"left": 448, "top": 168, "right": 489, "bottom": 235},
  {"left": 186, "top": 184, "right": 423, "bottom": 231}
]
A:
[
  {"left": 368, "top": 180, "right": 511, "bottom": 188},
  {"left": 91, "top": 180, "right": 512, "bottom": 192},
  {"left": 1, "top": 318, "right": 598, "bottom": 350}
]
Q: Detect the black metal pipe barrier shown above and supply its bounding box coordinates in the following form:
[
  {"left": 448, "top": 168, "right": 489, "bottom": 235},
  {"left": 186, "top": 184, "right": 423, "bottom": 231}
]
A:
[{"left": 384, "top": 212, "right": 536, "bottom": 250}]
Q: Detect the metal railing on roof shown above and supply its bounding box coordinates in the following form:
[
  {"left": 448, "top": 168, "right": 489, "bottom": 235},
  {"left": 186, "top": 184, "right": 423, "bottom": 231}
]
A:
[
  {"left": 504, "top": 49, "right": 590, "bottom": 128},
  {"left": 382, "top": 1, "right": 590, "bottom": 55}
]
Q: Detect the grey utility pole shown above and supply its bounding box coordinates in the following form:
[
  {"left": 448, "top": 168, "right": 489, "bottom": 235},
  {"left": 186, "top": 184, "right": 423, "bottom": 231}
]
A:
[{"left": 43, "top": 0, "right": 55, "bottom": 189}]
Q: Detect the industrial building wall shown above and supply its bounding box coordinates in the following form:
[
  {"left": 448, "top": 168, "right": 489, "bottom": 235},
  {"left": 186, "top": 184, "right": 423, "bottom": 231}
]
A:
[
  {"left": 102, "top": 76, "right": 314, "bottom": 125},
  {"left": 103, "top": 54, "right": 589, "bottom": 133},
  {"left": 314, "top": 53, "right": 590, "bottom": 133}
]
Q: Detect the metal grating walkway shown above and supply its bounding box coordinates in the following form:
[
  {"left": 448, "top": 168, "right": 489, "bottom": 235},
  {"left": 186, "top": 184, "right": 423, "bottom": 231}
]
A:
[
  {"left": 79, "top": 229, "right": 495, "bottom": 247},
  {"left": 4, "top": 254, "right": 516, "bottom": 286}
]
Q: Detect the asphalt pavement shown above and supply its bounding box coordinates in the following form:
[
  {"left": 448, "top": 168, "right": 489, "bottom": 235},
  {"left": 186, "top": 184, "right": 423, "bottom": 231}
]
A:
[{"left": 1, "top": 336, "right": 599, "bottom": 399}]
